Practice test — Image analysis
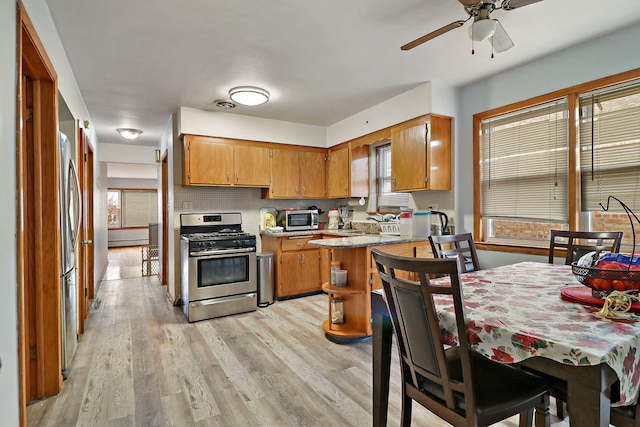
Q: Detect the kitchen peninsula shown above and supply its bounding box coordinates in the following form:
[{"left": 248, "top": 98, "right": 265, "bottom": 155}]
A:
[{"left": 308, "top": 234, "right": 432, "bottom": 343}]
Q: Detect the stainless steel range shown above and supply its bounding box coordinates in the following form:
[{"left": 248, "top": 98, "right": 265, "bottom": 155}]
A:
[{"left": 180, "top": 213, "right": 257, "bottom": 322}]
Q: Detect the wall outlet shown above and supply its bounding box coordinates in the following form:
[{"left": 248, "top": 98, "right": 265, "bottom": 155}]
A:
[{"left": 183, "top": 201, "right": 193, "bottom": 212}]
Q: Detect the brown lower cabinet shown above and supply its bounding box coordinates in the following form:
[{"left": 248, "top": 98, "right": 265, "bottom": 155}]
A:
[{"left": 261, "top": 234, "right": 323, "bottom": 299}]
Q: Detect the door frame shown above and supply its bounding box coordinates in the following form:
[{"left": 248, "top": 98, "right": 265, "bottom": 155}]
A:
[
  {"left": 78, "top": 127, "right": 95, "bottom": 330},
  {"left": 161, "top": 149, "right": 168, "bottom": 284},
  {"left": 17, "top": 2, "right": 63, "bottom": 421}
]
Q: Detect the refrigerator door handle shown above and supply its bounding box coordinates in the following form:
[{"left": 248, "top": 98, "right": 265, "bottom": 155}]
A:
[{"left": 68, "top": 159, "right": 82, "bottom": 249}]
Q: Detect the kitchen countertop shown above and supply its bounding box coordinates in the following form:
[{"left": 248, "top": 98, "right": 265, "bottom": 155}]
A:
[
  {"left": 260, "top": 229, "right": 365, "bottom": 238},
  {"left": 308, "top": 234, "right": 430, "bottom": 248},
  {"left": 260, "top": 229, "right": 430, "bottom": 248}
]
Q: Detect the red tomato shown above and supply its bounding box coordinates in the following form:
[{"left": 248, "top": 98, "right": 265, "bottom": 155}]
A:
[
  {"left": 595, "top": 261, "right": 625, "bottom": 270},
  {"left": 613, "top": 280, "right": 627, "bottom": 291}
]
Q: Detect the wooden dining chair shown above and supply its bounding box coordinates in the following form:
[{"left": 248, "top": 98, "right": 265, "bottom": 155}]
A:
[
  {"left": 546, "top": 229, "right": 623, "bottom": 419},
  {"left": 611, "top": 403, "right": 640, "bottom": 427},
  {"left": 548, "top": 230, "right": 623, "bottom": 265},
  {"left": 372, "top": 249, "right": 550, "bottom": 427},
  {"left": 429, "top": 233, "right": 480, "bottom": 273}
]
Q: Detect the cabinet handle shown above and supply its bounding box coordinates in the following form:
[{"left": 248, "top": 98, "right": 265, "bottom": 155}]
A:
[
  {"left": 296, "top": 186, "right": 299, "bottom": 195},
  {"left": 393, "top": 176, "right": 396, "bottom": 189},
  {"left": 227, "top": 172, "right": 230, "bottom": 183},
  {"left": 301, "top": 253, "right": 306, "bottom": 264},
  {"left": 236, "top": 172, "right": 239, "bottom": 183},
  {"left": 302, "top": 186, "right": 306, "bottom": 195},
  {"left": 344, "top": 184, "right": 348, "bottom": 192}
]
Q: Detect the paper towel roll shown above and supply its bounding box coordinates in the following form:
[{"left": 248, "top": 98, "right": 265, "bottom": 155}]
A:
[{"left": 347, "top": 197, "right": 366, "bottom": 206}]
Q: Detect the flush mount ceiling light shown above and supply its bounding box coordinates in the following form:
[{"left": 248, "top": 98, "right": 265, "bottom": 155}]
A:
[
  {"left": 229, "top": 86, "right": 270, "bottom": 106},
  {"left": 116, "top": 128, "right": 143, "bottom": 140}
]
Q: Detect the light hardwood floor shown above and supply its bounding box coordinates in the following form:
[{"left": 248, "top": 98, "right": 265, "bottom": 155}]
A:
[{"left": 26, "top": 247, "right": 570, "bottom": 426}]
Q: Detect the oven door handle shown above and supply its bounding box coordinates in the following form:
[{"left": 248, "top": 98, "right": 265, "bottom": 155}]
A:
[{"left": 190, "top": 247, "right": 256, "bottom": 257}]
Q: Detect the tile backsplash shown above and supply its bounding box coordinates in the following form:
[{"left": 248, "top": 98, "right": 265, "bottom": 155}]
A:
[{"left": 174, "top": 185, "right": 346, "bottom": 250}]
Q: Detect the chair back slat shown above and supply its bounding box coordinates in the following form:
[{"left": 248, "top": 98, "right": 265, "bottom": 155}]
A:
[
  {"left": 429, "top": 233, "right": 480, "bottom": 273},
  {"left": 548, "top": 230, "right": 623, "bottom": 265}
]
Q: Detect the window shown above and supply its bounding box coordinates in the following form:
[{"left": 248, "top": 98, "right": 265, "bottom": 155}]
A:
[
  {"left": 579, "top": 81, "right": 640, "bottom": 248},
  {"left": 107, "top": 189, "right": 158, "bottom": 229},
  {"left": 372, "top": 143, "right": 408, "bottom": 211},
  {"left": 474, "top": 69, "right": 640, "bottom": 251},
  {"left": 107, "top": 190, "right": 121, "bottom": 228},
  {"left": 480, "top": 100, "right": 568, "bottom": 245}
]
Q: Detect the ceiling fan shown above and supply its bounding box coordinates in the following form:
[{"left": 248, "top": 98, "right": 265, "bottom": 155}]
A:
[{"left": 401, "top": 0, "right": 544, "bottom": 54}]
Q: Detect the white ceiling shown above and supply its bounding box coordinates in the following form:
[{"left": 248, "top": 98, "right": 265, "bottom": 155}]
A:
[{"left": 46, "top": 0, "right": 640, "bottom": 149}]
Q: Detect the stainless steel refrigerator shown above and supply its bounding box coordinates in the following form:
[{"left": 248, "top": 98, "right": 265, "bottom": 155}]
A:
[{"left": 59, "top": 132, "right": 81, "bottom": 377}]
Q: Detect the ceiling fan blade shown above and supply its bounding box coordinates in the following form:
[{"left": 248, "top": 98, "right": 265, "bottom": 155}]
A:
[
  {"left": 491, "top": 20, "right": 514, "bottom": 52},
  {"left": 401, "top": 20, "right": 466, "bottom": 51},
  {"left": 501, "top": 0, "right": 544, "bottom": 10}
]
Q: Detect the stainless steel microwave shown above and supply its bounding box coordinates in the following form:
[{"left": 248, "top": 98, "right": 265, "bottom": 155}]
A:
[{"left": 276, "top": 209, "right": 319, "bottom": 231}]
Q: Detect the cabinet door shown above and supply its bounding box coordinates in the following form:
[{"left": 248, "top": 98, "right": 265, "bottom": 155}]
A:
[
  {"left": 269, "top": 148, "right": 300, "bottom": 198},
  {"left": 234, "top": 144, "right": 271, "bottom": 186},
  {"left": 185, "top": 136, "right": 233, "bottom": 185},
  {"left": 391, "top": 121, "right": 427, "bottom": 192},
  {"left": 297, "top": 249, "right": 321, "bottom": 294},
  {"left": 426, "top": 115, "right": 452, "bottom": 190},
  {"left": 326, "top": 146, "right": 350, "bottom": 198},
  {"left": 299, "top": 150, "right": 326, "bottom": 198},
  {"left": 278, "top": 252, "right": 300, "bottom": 297}
]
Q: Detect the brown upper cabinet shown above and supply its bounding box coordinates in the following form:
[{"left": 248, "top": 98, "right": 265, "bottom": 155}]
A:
[
  {"left": 390, "top": 114, "right": 451, "bottom": 192},
  {"left": 267, "top": 147, "right": 326, "bottom": 199},
  {"left": 326, "top": 145, "right": 369, "bottom": 198},
  {"left": 183, "top": 135, "right": 271, "bottom": 186}
]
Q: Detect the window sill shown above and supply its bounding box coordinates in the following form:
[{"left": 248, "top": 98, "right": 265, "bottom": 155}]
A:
[{"left": 475, "top": 242, "right": 550, "bottom": 257}]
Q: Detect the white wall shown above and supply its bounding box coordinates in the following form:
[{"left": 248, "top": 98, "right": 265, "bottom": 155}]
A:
[
  {"left": 21, "top": 0, "right": 107, "bottom": 304},
  {"left": 178, "top": 107, "right": 327, "bottom": 147},
  {"left": 0, "top": 0, "right": 19, "bottom": 423},
  {"left": 456, "top": 22, "right": 640, "bottom": 267}
]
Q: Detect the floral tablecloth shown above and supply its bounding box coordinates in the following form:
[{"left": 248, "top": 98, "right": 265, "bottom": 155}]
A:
[{"left": 432, "top": 261, "right": 640, "bottom": 406}]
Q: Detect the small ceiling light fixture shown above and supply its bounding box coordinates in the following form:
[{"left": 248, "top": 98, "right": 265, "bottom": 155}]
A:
[
  {"left": 116, "top": 128, "right": 143, "bottom": 140},
  {"left": 229, "top": 86, "right": 270, "bottom": 106},
  {"left": 469, "top": 18, "right": 498, "bottom": 42}
]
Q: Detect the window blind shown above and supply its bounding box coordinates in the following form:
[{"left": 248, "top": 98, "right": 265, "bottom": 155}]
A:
[
  {"left": 122, "top": 190, "right": 158, "bottom": 228},
  {"left": 481, "top": 99, "right": 569, "bottom": 222},
  {"left": 377, "top": 144, "right": 409, "bottom": 208},
  {"left": 579, "top": 81, "right": 640, "bottom": 212}
]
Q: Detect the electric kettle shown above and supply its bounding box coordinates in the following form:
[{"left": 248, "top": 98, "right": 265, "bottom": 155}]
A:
[{"left": 430, "top": 211, "right": 449, "bottom": 235}]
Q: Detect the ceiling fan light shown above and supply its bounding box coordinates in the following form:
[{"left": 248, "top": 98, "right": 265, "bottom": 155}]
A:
[
  {"left": 229, "top": 86, "right": 270, "bottom": 106},
  {"left": 469, "top": 19, "right": 498, "bottom": 42},
  {"left": 116, "top": 128, "right": 143, "bottom": 140}
]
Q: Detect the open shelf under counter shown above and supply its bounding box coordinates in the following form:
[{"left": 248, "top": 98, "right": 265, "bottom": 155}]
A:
[{"left": 311, "top": 235, "right": 431, "bottom": 343}]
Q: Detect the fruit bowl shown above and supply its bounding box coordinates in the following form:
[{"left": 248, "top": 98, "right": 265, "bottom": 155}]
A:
[{"left": 572, "top": 253, "right": 640, "bottom": 298}]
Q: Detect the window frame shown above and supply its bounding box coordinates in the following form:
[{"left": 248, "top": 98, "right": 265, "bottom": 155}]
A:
[
  {"left": 107, "top": 187, "right": 158, "bottom": 230},
  {"left": 473, "top": 67, "right": 640, "bottom": 254}
]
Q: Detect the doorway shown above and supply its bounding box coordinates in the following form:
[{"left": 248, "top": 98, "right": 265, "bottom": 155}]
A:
[{"left": 17, "top": 2, "right": 63, "bottom": 419}]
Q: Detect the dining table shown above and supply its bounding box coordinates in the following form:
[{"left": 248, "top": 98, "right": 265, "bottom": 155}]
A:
[{"left": 372, "top": 261, "right": 640, "bottom": 427}]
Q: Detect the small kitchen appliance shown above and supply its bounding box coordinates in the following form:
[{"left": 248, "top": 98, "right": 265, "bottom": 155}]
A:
[
  {"left": 430, "top": 210, "right": 449, "bottom": 235},
  {"left": 337, "top": 205, "right": 353, "bottom": 229},
  {"left": 180, "top": 213, "right": 257, "bottom": 322},
  {"left": 276, "top": 209, "right": 319, "bottom": 231}
]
